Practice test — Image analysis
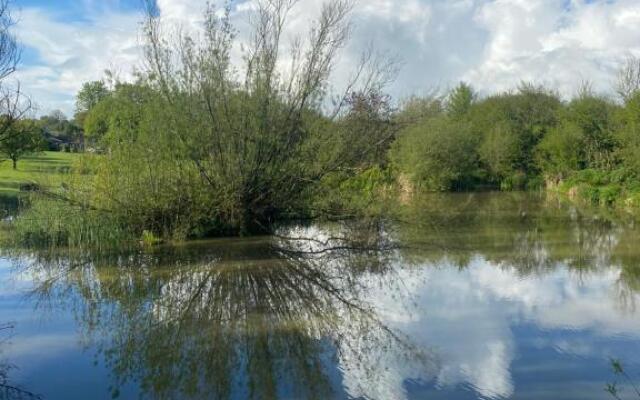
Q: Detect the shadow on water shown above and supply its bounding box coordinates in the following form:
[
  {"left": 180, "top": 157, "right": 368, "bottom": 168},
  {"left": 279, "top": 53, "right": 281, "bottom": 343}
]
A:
[{"left": 396, "top": 191, "right": 640, "bottom": 280}]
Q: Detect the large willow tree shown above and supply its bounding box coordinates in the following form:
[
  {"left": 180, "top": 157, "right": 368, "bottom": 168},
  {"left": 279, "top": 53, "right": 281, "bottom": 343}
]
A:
[{"left": 56, "top": 0, "right": 396, "bottom": 240}]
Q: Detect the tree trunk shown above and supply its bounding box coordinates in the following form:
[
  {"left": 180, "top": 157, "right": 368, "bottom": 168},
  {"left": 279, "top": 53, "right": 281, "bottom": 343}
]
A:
[{"left": 12, "top": 158, "right": 16, "bottom": 170}]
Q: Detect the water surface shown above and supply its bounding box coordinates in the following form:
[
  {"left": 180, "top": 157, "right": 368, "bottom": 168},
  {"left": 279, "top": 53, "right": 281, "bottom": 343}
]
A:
[{"left": 1, "top": 192, "right": 639, "bottom": 399}]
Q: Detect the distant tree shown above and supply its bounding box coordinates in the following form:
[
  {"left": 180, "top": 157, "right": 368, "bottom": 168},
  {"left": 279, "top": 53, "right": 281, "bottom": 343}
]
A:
[
  {"left": 616, "top": 56, "right": 640, "bottom": 103},
  {"left": 447, "top": 82, "right": 476, "bottom": 119},
  {"left": 478, "top": 121, "right": 519, "bottom": 182},
  {"left": 0, "top": 119, "right": 43, "bottom": 169},
  {"left": 471, "top": 84, "right": 561, "bottom": 182},
  {"left": 48, "top": 109, "right": 67, "bottom": 123},
  {"left": 337, "top": 90, "right": 396, "bottom": 168},
  {"left": 74, "top": 80, "right": 110, "bottom": 127},
  {"left": 614, "top": 91, "right": 640, "bottom": 176},
  {"left": 0, "top": 84, "right": 30, "bottom": 142},
  {"left": 83, "top": 82, "right": 149, "bottom": 143},
  {"left": 395, "top": 94, "right": 444, "bottom": 126},
  {"left": 38, "top": 110, "right": 82, "bottom": 144},
  {"left": 391, "top": 116, "right": 479, "bottom": 191},
  {"left": 536, "top": 122, "right": 585, "bottom": 180},
  {"left": 0, "top": 0, "right": 30, "bottom": 142},
  {"left": 563, "top": 91, "right": 618, "bottom": 170}
]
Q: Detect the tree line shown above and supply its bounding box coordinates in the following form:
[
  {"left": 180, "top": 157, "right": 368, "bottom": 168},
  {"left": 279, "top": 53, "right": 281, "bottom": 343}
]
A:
[
  {"left": 392, "top": 74, "right": 640, "bottom": 200},
  {"left": 0, "top": 110, "right": 86, "bottom": 169}
]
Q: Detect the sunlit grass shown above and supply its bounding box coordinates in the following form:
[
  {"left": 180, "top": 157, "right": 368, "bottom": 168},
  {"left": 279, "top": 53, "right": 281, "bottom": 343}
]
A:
[{"left": 0, "top": 151, "right": 78, "bottom": 198}]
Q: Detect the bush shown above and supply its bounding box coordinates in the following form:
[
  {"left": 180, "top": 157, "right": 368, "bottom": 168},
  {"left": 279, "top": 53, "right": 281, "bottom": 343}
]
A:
[
  {"left": 500, "top": 171, "right": 528, "bottom": 191},
  {"left": 599, "top": 184, "right": 622, "bottom": 205},
  {"left": 391, "top": 116, "right": 479, "bottom": 191},
  {"left": 314, "top": 167, "right": 394, "bottom": 217},
  {"left": 536, "top": 122, "right": 584, "bottom": 179}
]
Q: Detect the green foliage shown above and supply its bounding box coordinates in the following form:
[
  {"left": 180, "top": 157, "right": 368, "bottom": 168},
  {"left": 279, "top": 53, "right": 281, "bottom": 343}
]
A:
[
  {"left": 563, "top": 92, "right": 618, "bottom": 170},
  {"left": 478, "top": 121, "right": 520, "bottom": 182},
  {"left": 500, "top": 171, "right": 528, "bottom": 191},
  {"left": 83, "top": 82, "right": 148, "bottom": 143},
  {"left": 472, "top": 84, "right": 561, "bottom": 177},
  {"left": 336, "top": 92, "right": 396, "bottom": 168},
  {"left": 75, "top": 80, "right": 110, "bottom": 127},
  {"left": 81, "top": 101, "right": 109, "bottom": 141},
  {"left": 141, "top": 230, "right": 162, "bottom": 246},
  {"left": 600, "top": 184, "right": 623, "bottom": 205},
  {"left": 388, "top": 80, "right": 640, "bottom": 210},
  {"left": 76, "top": 81, "right": 110, "bottom": 113},
  {"left": 559, "top": 168, "right": 637, "bottom": 207},
  {"left": 447, "top": 82, "right": 476, "bottom": 119},
  {"left": 396, "top": 95, "right": 444, "bottom": 126},
  {"left": 316, "top": 166, "right": 394, "bottom": 216},
  {"left": 11, "top": 0, "right": 398, "bottom": 246},
  {"left": 0, "top": 119, "right": 45, "bottom": 169},
  {"left": 536, "top": 122, "right": 584, "bottom": 179},
  {"left": 391, "top": 116, "right": 479, "bottom": 191},
  {"left": 615, "top": 92, "right": 640, "bottom": 177},
  {"left": 390, "top": 84, "right": 561, "bottom": 192}
]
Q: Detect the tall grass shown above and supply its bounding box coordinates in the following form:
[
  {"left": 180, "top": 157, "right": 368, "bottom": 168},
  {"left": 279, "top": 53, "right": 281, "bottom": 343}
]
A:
[{"left": 9, "top": 197, "right": 135, "bottom": 250}]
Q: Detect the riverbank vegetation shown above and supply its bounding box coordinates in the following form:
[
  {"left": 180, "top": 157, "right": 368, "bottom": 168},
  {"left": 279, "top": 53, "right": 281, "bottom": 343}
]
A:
[
  {"left": 392, "top": 76, "right": 640, "bottom": 206},
  {"left": 4, "top": 0, "right": 640, "bottom": 248},
  {"left": 8, "top": 0, "right": 399, "bottom": 247}
]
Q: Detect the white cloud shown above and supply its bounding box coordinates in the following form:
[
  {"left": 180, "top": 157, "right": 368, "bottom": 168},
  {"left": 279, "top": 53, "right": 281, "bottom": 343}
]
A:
[
  {"left": 13, "top": 6, "right": 143, "bottom": 116},
  {"left": 336, "top": 255, "right": 640, "bottom": 400},
  {"left": 11, "top": 0, "right": 640, "bottom": 116},
  {"left": 464, "top": 0, "right": 640, "bottom": 97}
]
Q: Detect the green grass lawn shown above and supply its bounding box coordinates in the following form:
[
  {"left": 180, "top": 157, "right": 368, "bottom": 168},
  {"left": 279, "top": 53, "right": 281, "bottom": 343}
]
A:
[{"left": 0, "top": 152, "right": 79, "bottom": 201}]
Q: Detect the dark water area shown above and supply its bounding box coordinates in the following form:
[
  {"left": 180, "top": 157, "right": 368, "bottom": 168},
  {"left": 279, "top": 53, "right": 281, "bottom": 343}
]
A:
[{"left": 0, "top": 192, "right": 639, "bottom": 399}]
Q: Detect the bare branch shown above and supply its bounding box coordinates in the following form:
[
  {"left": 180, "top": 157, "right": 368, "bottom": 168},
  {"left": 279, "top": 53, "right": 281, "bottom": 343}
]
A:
[
  {"left": 0, "top": 0, "right": 19, "bottom": 82},
  {"left": 616, "top": 55, "right": 640, "bottom": 103},
  {"left": 0, "top": 83, "right": 32, "bottom": 140}
]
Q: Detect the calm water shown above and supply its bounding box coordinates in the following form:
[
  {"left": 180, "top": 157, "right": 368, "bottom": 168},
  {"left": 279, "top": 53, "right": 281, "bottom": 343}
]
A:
[{"left": 1, "top": 192, "right": 639, "bottom": 399}]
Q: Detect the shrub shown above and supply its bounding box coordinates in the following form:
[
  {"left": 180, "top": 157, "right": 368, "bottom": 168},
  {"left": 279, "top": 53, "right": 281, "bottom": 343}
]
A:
[
  {"left": 391, "top": 116, "right": 479, "bottom": 191},
  {"left": 500, "top": 171, "right": 528, "bottom": 191}
]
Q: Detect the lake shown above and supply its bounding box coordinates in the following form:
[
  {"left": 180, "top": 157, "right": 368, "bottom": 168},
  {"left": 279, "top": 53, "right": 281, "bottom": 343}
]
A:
[{"left": 0, "top": 192, "right": 639, "bottom": 399}]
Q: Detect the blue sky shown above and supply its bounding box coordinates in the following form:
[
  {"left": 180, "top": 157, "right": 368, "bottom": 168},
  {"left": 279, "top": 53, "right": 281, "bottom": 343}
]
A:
[
  {"left": 17, "top": 0, "right": 141, "bottom": 16},
  {"left": 10, "top": 0, "right": 640, "bottom": 116},
  {"left": 15, "top": 1, "right": 137, "bottom": 65}
]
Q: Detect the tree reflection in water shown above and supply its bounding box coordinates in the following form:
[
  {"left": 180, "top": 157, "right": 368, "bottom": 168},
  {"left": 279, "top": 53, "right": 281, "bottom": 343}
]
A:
[
  {"left": 13, "top": 221, "right": 435, "bottom": 400},
  {"left": 0, "top": 324, "right": 41, "bottom": 400},
  {"left": 395, "top": 192, "right": 640, "bottom": 307},
  {"left": 6, "top": 194, "right": 640, "bottom": 399}
]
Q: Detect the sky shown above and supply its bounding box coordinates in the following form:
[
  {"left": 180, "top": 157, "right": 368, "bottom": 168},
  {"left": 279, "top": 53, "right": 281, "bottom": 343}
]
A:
[{"left": 10, "top": 0, "right": 640, "bottom": 117}]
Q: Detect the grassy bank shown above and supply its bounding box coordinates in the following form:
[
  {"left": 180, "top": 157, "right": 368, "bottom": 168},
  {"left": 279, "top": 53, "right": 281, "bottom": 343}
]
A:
[
  {"left": 0, "top": 151, "right": 109, "bottom": 249},
  {"left": 550, "top": 169, "right": 640, "bottom": 213},
  {"left": 0, "top": 152, "right": 79, "bottom": 209},
  {"left": 0, "top": 152, "right": 77, "bottom": 194}
]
